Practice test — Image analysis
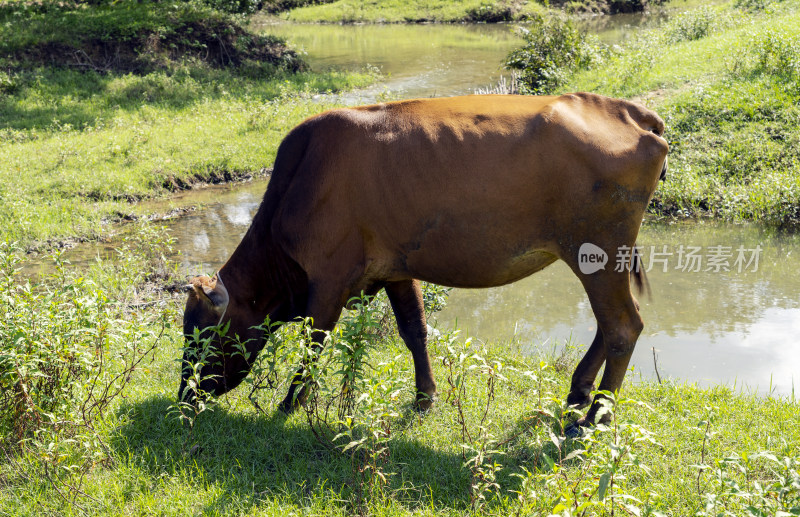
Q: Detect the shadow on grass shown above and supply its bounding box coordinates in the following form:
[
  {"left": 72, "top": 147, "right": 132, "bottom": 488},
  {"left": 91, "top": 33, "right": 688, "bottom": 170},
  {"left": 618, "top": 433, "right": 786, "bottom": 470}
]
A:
[{"left": 110, "top": 396, "right": 473, "bottom": 512}]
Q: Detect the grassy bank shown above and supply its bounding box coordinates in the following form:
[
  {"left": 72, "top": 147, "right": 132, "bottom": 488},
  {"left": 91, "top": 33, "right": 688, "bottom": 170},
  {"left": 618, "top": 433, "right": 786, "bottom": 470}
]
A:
[
  {"left": 0, "top": 1, "right": 376, "bottom": 249},
  {"left": 1, "top": 239, "right": 797, "bottom": 516},
  {"left": 278, "top": 0, "right": 666, "bottom": 24},
  {"left": 281, "top": 0, "right": 545, "bottom": 23},
  {"left": 503, "top": 0, "right": 800, "bottom": 226},
  {"left": 562, "top": 0, "right": 800, "bottom": 225},
  {"left": 1, "top": 2, "right": 799, "bottom": 514}
]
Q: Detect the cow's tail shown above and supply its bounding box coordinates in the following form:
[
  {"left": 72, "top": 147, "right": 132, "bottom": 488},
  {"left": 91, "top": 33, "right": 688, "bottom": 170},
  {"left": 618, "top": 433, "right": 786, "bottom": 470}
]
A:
[{"left": 631, "top": 245, "right": 651, "bottom": 299}]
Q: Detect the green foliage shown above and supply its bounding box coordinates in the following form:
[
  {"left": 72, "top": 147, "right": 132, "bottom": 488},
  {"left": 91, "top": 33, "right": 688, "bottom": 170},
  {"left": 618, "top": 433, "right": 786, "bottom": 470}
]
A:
[
  {"left": 0, "top": 0, "right": 302, "bottom": 72},
  {"left": 750, "top": 29, "right": 800, "bottom": 79},
  {"left": 697, "top": 451, "right": 800, "bottom": 515},
  {"left": 506, "top": 14, "right": 603, "bottom": 94},
  {"left": 284, "top": 0, "right": 546, "bottom": 23},
  {"left": 514, "top": 394, "right": 664, "bottom": 516},
  {"left": 651, "top": 25, "right": 800, "bottom": 225},
  {"left": 734, "top": 0, "right": 783, "bottom": 13},
  {"left": 2, "top": 252, "right": 799, "bottom": 516},
  {"left": 201, "top": 0, "right": 262, "bottom": 14},
  {"left": 553, "top": 0, "right": 668, "bottom": 14},
  {"left": 0, "top": 226, "right": 177, "bottom": 503},
  {"left": 664, "top": 6, "right": 719, "bottom": 44},
  {"left": 420, "top": 282, "right": 451, "bottom": 317},
  {"left": 0, "top": 0, "right": 378, "bottom": 250},
  {"left": 466, "top": 0, "right": 528, "bottom": 22},
  {"left": 560, "top": 1, "right": 800, "bottom": 226},
  {"left": 0, "top": 67, "right": 376, "bottom": 248},
  {"left": 261, "top": 0, "right": 337, "bottom": 14}
]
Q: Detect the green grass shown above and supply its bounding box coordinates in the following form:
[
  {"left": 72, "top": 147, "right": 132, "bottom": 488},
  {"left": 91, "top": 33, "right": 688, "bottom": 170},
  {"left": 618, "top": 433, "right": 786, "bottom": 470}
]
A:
[
  {"left": 0, "top": 67, "right": 375, "bottom": 248},
  {"left": 277, "top": 0, "right": 668, "bottom": 22},
  {"left": 1, "top": 238, "right": 797, "bottom": 516},
  {"left": 563, "top": 0, "right": 800, "bottom": 225},
  {"left": 282, "top": 0, "right": 547, "bottom": 23},
  {"left": 0, "top": 0, "right": 377, "bottom": 249},
  {"left": 3, "top": 1, "right": 798, "bottom": 515},
  {"left": 0, "top": 0, "right": 300, "bottom": 72}
]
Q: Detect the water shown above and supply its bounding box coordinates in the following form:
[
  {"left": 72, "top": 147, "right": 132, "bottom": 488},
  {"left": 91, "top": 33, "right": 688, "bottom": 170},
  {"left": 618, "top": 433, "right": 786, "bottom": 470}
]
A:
[
  {"left": 128, "top": 181, "right": 799, "bottom": 395},
  {"left": 252, "top": 1, "right": 701, "bottom": 100},
  {"left": 255, "top": 22, "right": 524, "bottom": 99},
  {"left": 434, "top": 223, "right": 800, "bottom": 395}
]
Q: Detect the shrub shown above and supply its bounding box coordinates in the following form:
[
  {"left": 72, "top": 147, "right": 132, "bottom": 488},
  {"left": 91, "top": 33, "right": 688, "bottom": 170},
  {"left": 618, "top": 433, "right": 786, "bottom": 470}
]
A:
[
  {"left": 734, "top": 0, "right": 782, "bottom": 13},
  {"left": 505, "top": 14, "right": 602, "bottom": 95},
  {"left": 663, "top": 7, "right": 719, "bottom": 44},
  {"left": 0, "top": 226, "right": 176, "bottom": 500},
  {"left": 751, "top": 30, "right": 800, "bottom": 80},
  {"left": 466, "top": 1, "right": 525, "bottom": 22},
  {"left": 261, "top": 0, "right": 337, "bottom": 14}
]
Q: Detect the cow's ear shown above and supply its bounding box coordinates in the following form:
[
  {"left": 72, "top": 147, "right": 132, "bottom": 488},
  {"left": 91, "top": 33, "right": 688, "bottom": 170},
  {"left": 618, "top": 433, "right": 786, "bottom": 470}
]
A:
[
  {"left": 200, "top": 275, "right": 229, "bottom": 313},
  {"left": 188, "top": 275, "right": 229, "bottom": 314}
]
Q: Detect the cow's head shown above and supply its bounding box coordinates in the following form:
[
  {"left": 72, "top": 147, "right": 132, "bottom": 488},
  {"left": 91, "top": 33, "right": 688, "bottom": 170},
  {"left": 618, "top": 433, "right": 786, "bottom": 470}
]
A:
[{"left": 178, "top": 273, "right": 260, "bottom": 403}]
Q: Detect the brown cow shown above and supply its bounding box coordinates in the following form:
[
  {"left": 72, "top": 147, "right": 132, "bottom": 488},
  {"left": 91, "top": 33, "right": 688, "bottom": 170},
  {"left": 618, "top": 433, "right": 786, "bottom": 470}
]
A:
[{"left": 180, "top": 92, "right": 668, "bottom": 428}]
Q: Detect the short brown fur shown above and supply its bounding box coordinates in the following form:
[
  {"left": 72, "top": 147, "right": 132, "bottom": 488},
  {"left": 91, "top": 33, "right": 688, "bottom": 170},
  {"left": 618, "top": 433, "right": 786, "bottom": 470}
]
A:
[{"left": 181, "top": 93, "right": 668, "bottom": 426}]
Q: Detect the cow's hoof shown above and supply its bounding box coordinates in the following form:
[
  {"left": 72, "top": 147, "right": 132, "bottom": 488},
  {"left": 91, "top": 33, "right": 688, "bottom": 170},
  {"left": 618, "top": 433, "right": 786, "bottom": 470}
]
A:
[
  {"left": 566, "top": 390, "right": 592, "bottom": 409},
  {"left": 413, "top": 392, "right": 436, "bottom": 412},
  {"left": 565, "top": 417, "right": 590, "bottom": 438}
]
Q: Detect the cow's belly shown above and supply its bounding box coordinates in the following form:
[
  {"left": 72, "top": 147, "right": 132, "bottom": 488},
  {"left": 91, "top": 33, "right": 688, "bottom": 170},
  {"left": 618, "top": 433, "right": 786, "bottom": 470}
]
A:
[{"left": 403, "top": 247, "right": 559, "bottom": 289}]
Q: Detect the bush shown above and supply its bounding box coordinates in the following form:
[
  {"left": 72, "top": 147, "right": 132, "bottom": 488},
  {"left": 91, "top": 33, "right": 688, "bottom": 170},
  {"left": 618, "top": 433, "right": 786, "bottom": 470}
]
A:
[
  {"left": 466, "top": 0, "right": 525, "bottom": 22},
  {"left": 751, "top": 30, "right": 800, "bottom": 79},
  {"left": 200, "top": 0, "right": 262, "bottom": 14},
  {"left": 734, "top": 0, "right": 782, "bottom": 13},
  {"left": 260, "top": 0, "right": 337, "bottom": 14},
  {"left": 505, "top": 14, "right": 602, "bottom": 95},
  {"left": 664, "top": 7, "right": 719, "bottom": 44},
  {"left": 0, "top": 226, "right": 177, "bottom": 500}
]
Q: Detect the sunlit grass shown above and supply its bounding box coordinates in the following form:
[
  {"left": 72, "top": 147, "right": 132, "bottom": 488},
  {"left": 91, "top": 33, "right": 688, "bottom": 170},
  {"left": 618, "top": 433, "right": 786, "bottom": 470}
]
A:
[
  {"left": 283, "top": 0, "right": 546, "bottom": 23},
  {"left": 565, "top": 0, "right": 800, "bottom": 225},
  {"left": 1, "top": 260, "right": 797, "bottom": 516},
  {"left": 0, "top": 67, "right": 376, "bottom": 248}
]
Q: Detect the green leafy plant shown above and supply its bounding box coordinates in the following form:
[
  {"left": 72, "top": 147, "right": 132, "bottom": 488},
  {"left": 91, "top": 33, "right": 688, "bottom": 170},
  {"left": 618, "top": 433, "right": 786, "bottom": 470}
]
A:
[
  {"left": 506, "top": 13, "right": 602, "bottom": 94},
  {"left": 664, "top": 7, "right": 720, "bottom": 44},
  {"left": 0, "top": 238, "right": 172, "bottom": 508}
]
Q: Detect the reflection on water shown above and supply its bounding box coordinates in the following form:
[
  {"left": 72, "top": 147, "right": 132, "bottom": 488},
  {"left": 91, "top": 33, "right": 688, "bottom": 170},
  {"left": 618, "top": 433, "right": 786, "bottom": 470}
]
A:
[
  {"left": 434, "top": 223, "right": 800, "bottom": 395},
  {"left": 254, "top": 22, "right": 524, "bottom": 99},
  {"left": 131, "top": 182, "right": 800, "bottom": 395}
]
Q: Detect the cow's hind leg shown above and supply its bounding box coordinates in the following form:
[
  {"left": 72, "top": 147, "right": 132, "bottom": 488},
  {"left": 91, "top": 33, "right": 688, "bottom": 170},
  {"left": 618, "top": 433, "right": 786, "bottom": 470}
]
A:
[
  {"left": 572, "top": 270, "right": 643, "bottom": 427},
  {"left": 385, "top": 280, "right": 437, "bottom": 410},
  {"left": 566, "top": 329, "right": 604, "bottom": 409}
]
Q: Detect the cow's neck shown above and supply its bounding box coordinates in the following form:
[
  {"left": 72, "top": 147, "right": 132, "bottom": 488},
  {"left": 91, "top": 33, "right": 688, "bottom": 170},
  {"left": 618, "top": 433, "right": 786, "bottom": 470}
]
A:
[{"left": 217, "top": 222, "right": 291, "bottom": 329}]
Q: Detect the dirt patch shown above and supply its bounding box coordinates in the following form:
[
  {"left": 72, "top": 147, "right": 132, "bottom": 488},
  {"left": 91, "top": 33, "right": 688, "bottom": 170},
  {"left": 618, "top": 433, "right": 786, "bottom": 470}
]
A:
[{"left": 161, "top": 167, "right": 272, "bottom": 192}]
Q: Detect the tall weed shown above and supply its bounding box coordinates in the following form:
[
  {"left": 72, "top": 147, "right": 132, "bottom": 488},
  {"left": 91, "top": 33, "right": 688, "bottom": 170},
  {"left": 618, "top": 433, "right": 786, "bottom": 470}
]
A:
[
  {"left": 664, "top": 7, "right": 720, "bottom": 44},
  {"left": 0, "top": 227, "right": 177, "bottom": 506}
]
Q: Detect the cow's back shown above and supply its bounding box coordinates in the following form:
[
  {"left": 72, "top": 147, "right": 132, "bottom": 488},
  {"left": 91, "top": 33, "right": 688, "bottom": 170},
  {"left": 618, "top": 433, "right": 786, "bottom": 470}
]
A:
[{"left": 265, "top": 94, "right": 668, "bottom": 288}]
